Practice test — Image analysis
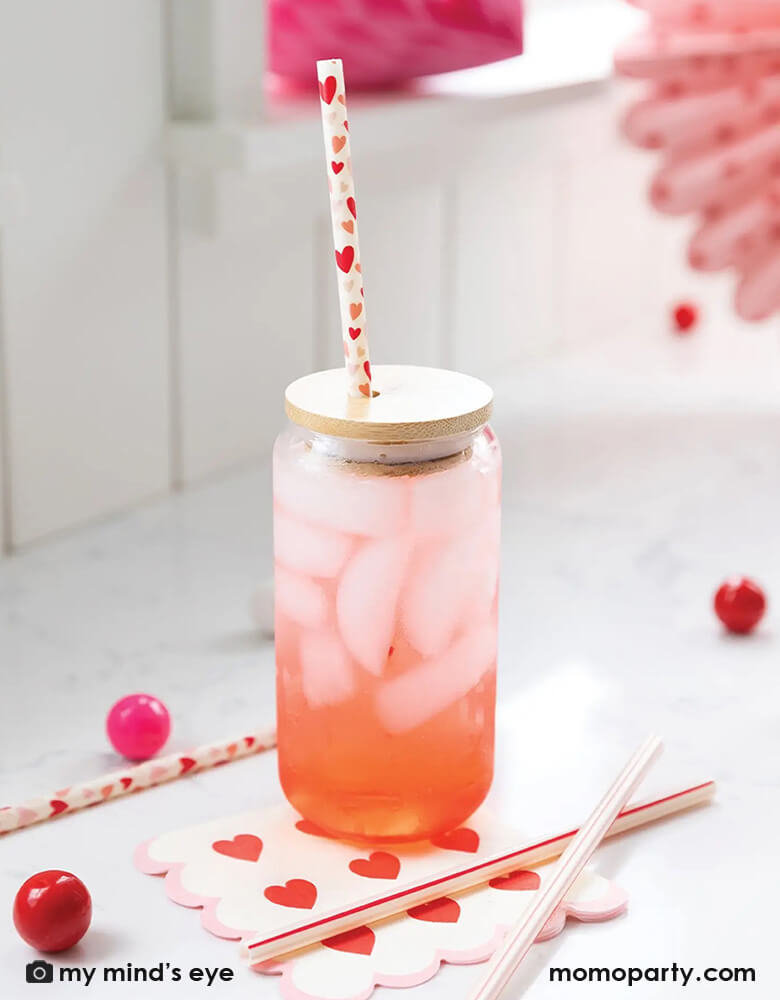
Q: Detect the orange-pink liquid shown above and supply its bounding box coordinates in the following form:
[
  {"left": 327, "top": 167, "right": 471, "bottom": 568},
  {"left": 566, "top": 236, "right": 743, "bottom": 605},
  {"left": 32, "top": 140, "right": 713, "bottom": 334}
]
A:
[{"left": 274, "top": 428, "right": 501, "bottom": 841}]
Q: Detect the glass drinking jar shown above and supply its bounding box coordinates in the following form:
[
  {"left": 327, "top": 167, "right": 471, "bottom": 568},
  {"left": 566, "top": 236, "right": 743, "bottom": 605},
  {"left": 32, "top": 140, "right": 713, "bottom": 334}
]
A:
[{"left": 273, "top": 366, "right": 501, "bottom": 841}]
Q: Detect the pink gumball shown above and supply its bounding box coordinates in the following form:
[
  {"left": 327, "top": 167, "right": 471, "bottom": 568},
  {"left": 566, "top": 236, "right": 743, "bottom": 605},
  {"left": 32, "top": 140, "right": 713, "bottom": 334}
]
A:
[{"left": 106, "top": 694, "right": 170, "bottom": 761}]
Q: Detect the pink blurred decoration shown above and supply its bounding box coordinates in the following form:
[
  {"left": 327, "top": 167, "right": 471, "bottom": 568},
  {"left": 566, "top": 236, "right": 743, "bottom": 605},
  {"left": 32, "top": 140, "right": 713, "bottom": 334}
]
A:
[
  {"left": 615, "top": 0, "right": 780, "bottom": 322},
  {"left": 269, "top": 0, "right": 524, "bottom": 89}
]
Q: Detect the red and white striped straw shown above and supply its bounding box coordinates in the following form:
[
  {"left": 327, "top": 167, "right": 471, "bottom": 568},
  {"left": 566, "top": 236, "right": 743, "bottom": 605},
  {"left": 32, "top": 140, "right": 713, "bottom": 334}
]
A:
[
  {"left": 245, "top": 770, "right": 714, "bottom": 964},
  {"left": 316, "top": 58, "right": 373, "bottom": 399},
  {"left": 0, "top": 725, "right": 277, "bottom": 834},
  {"left": 469, "top": 735, "right": 663, "bottom": 1000}
]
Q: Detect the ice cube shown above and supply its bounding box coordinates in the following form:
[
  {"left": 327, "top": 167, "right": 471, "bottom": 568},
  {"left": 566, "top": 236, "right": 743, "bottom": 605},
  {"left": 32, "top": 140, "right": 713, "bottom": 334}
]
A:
[
  {"left": 274, "top": 510, "right": 353, "bottom": 578},
  {"left": 274, "top": 446, "right": 409, "bottom": 537},
  {"left": 470, "top": 508, "right": 501, "bottom": 622},
  {"left": 299, "top": 631, "right": 355, "bottom": 708},
  {"left": 401, "top": 531, "right": 483, "bottom": 658},
  {"left": 337, "top": 536, "right": 411, "bottom": 676},
  {"left": 274, "top": 567, "right": 329, "bottom": 629},
  {"left": 410, "top": 459, "right": 483, "bottom": 537},
  {"left": 375, "top": 623, "right": 497, "bottom": 733},
  {"left": 402, "top": 508, "right": 501, "bottom": 656}
]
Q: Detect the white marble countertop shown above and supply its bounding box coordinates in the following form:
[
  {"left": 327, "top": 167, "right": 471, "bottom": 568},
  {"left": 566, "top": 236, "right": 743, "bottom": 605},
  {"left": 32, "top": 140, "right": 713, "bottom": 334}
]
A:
[{"left": 2, "top": 329, "right": 780, "bottom": 997}]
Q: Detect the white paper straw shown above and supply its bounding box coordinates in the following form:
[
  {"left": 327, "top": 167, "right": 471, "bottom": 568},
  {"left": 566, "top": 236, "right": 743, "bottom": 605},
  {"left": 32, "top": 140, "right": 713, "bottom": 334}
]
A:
[{"left": 468, "top": 734, "right": 663, "bottom": 1000}]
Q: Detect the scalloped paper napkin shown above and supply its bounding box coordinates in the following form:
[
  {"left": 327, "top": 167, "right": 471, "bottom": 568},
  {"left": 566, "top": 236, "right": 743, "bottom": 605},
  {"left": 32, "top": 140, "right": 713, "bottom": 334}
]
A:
[{"left": 135, "top": 803, "right": 627, "bottom": 1000}]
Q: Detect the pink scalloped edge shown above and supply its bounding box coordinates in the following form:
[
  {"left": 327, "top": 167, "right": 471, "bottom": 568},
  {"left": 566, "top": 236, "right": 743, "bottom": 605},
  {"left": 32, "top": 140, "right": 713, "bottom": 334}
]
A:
[
  {"left": 536, "top": 882, "right": 628, "bottom": 942},
  {"left": 134, "top": 842, "right": 627, "bottom": 1000},
  {"left": 133, "top": 840, "right": 258, "bottom": 942},
  {"left": 251, "top": 924, "right": 513, "bottom": 1000},
  {"left": 250, "top": 883, "right": 629, "bottom": 1000}
]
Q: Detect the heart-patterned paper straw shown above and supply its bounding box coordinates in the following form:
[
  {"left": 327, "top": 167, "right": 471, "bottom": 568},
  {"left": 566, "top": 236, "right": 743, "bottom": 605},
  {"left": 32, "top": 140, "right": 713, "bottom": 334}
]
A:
[
  {"left": 317, "top": 58, "right": 372, "bottom": 399},
  {"left": 0, "top": 725, "right": 277, "bottom": 835}
]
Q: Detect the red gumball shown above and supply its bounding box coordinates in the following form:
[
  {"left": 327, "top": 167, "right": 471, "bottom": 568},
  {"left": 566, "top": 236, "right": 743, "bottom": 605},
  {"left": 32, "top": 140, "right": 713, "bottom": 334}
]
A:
[
  {"left": 13, "top": 870, "right": 92, "bottom": 952},
  {"left": 672, "top": 301, "right": 699, "bottom": 333},
  {"left": 714, "top": 577, "right": 767, "bottom": 635}
]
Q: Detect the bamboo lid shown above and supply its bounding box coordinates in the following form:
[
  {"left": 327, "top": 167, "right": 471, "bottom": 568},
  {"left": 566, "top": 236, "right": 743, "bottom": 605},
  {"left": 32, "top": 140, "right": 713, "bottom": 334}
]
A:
[{"left": 284, "top": 365, "right": 493, "bottom": 443}]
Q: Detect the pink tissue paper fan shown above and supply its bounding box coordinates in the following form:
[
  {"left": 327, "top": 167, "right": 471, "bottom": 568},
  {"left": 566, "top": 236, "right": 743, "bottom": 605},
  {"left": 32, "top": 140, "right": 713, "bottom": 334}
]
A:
[
  {"left": 615, "top": 0, "right": 780, "bottom": 322},
  {"left": 269, "top": 0, "right": 524, "bottom": 90}
]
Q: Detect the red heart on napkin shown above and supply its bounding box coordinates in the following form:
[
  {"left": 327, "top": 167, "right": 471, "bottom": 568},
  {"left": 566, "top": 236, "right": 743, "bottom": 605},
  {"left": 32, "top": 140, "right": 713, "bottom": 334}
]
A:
[
  {"left": 323, "top": 925, "right": 375, "bottom": 956},
  {"left": 265, "top": 879, "right": 317, "bottom": 909},
  {"left": 319, "top": 76, "right": 337, "bottom": 105},
  {"left": 349, "top": 851, "right": 400, "bottom": 880},
  {"left": 212, "top": 834, "right": 263, "bottom": 862},
  {"left": 179, "top": 756, "right": 197, "bottom": 774},
  {"left": 49, "top": 800, "right": 69, "bottom": 817},
  {"left": 295, "top": 818, "right": 332, "bottom": 838},
  {"left": 332, "top": 161, "right": 345, "bottom": 174},
  {"left": 431, "top": 827, "right": 479, "bottom": 853},
  {"left": 335, "top": 246, "right": 354, "bottom": 273},
  {"left": 348, "top": 326, "right": 361, "bottom": 340},
  {"left": 346, "top": 197, "right": 356, "bottom": 219},
  {"left": 120, "top": 777, "right": 132, "bottom": 790},
  {"left": 489, "top": 869, "right": 541, "bottom": 891},
  {"left": 408, "top": 897, "right": 461, "bottom": 923}
]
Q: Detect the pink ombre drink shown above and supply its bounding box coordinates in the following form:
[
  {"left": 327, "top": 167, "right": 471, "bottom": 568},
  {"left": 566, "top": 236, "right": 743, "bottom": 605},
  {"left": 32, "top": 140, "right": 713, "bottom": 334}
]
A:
[{"left": 274, "top": 366, "right": 500, "bottom": 841}]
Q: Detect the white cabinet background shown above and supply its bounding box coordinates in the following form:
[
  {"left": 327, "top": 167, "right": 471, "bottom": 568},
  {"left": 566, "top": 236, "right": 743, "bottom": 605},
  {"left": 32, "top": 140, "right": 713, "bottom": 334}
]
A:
[{"left": 0, "top": 0, "right": 761, "bottom": 553}]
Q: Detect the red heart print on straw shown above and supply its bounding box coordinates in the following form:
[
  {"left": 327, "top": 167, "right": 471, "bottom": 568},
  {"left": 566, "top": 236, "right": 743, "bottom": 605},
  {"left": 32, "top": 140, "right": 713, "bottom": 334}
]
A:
[
  {"left": 0, "top": 727, "right": 276, "bottom": 835},
  {"left": 319, "top": 75, "right": 337, "bottom": 104},
  {"left": 334, "top": 246, "right": 354, "bottom": 273},
  {"left": 317, "top": 58, "right": 372, "bottom": 398}
]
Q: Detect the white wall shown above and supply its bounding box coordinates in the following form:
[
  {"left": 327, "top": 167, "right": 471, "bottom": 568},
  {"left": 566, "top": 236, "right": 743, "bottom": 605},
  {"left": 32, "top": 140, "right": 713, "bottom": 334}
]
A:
[
  {"left": 0, "top": 0, "right": 170, "bottom": 548},
  {"left": 0, "top": 3, "right": 763, "bottom": 551}
]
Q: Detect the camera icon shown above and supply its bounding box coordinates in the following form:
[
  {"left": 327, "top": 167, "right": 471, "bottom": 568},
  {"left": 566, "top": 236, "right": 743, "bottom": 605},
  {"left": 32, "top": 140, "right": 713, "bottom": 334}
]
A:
[{"left": 26, "top": 960, "right": 54, "bottom": 983}]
